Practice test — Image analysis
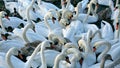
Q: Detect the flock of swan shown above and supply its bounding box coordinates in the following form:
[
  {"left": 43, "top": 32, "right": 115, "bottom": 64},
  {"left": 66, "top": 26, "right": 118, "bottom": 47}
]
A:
[{"left": 0, "top": 0, "right": 120, "bottom": 68}]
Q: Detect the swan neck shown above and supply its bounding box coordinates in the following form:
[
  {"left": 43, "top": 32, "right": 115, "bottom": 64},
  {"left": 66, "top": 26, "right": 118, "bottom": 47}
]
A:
[
  {"left": 44, "top": 15, "right": 52, "bottom": 31},
  {"left": 0, "top": 17, "right": 7, "bottom": 32},
  {"left": 116, "top": 0, "right": 119, "bottom": 6},
  {"left": 92, "top": 30, "right": 102, "bottom": 39},
  {"left": 26, "top": 43, "right": 41, "bottom": 68},
  {"left": 97, "top": 41, "right": 111, "bottom": 62},
  {"left": 26, "top": 0, "right": 35, "bottom": 23},
  {"left": 100, "top": 56, "right": 106, "bottom": 68},
  {"left": 66, "top": 0, "right": 70, "bottom": 9},
  {"left": 5, "top": 50, "right": 14, "bottom": 68},
  {"left": 22, "top": 24, "right": 31, "bottom": 43},
  {"left": 40, "top": 48, "right": 47, "bottom": 68}
]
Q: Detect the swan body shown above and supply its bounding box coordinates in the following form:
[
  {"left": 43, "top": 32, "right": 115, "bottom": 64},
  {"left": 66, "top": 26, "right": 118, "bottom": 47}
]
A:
[
  {"left": 93, "top": 40, "right": 111, "bottom": 62},
  {"left": 77, "top": 0, "right": 99, "bottom": 23},
  {"left": 5, "top": 40, "right": 54, "bottom": 68},
  {"left": 37, "top": 0, "right": 59, "bottom": 17}
]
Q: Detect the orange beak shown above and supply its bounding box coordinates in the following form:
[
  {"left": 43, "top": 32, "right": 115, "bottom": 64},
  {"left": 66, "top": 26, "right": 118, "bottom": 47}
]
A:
[{"left": 18, "top": 53, "right": 23, "bottom": 59}]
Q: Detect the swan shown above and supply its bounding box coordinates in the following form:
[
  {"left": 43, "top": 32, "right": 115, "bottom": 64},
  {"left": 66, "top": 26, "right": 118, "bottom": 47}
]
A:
[
  {"left": 77, "top": 0, "right": 99, "bottom": 23},
  {"left": 93, "top": 40, "right": 111, "bottom": 62},
  {"left": 78, "top": 38, "right": 96, "bottom": 67},
  {"left": 27, "top": 42, "right": 76, "bottom": 67},
  {"left": 89, "top": 54, "right": 113, "bottom": 68},
  {"left": 5, "top": 40, "right": 54, "bottom": 68},
  {"left": 13, "top": 0, "right": 46, "bottom": 43},
  {"left": 98, "top": 0, "right": 113, "bottom": 6},
  {"left": 100, "top": 20, "right": 114, "bottom": 40},
  {"left": 0, "top": 47, "right": 24, "bottom": 68},
  {"left": 37, "top": 0, "right": 59, "bottom": 17},
  {"left": 105, "top": 56, "right": 120, "bottom": 68},
  {"left": 60, "top": 48, "right": 82, "bottom": 68},
  {"left": 18, "top": 0, "right": 43, "bottom": 21},
  {"left": 3, "top": 0, "right": 20, "bottom": 13},
  {"left": 53, "top": 48, "right": 71, "bottom": 68},
  {"left": 0, "top": 11, "right": 7, "bottom": 33},
  {"left": 61, "top": 0, "right": 74, "bottom": 12}
]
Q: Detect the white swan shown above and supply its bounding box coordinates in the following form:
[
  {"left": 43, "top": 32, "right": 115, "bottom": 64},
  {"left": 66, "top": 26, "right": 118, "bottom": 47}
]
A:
[
  {"left": 93, "top": 40, "right": 111, "bottom": 62},
  {"left": 27, "top": 42, "right": 76, "bottom": 68},
  {"left": 37, "top": 0, "right": 59, "bottom": 18},
  {"left": 78, "top": 39, "right": 96, "bottom": 67},
  {"left": 53, "top": 48, "right": 71, "bottom": 68},
  {"left": 0, "top": 11, "right": 7, "bottom": 33},
  {"left": 89, "top": 54, "right": 113, "bottom": 68},
  {"left": 5, "top": 40, "right": 54, "bottom": 68},
  {"left": 13, "top": 0, "right": 46, "bottom": 43},
  {"left": 61, "top": 0, "right": 74, "bottom": 12},
  {"left": 60, "top": 48, "right": 82, "bottom": 68},
  {"left": 77, "top": 0, "right": 99, "bottom": 23},
  {"left": 0, "top": 47, "right": 24, "bottom": 68}
]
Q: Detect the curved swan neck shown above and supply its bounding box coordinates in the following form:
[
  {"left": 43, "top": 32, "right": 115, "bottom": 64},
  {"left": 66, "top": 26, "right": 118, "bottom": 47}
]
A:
[
  {"left": 94, "top": 41, "right": 111, "bottom": 62},
  {"left": 5, "top": 49, "right": 14, "bottom": 68},
  {"left": 25, "top": 43, "right": 41, "bottom": 68},
  {"left": 44, "top": 13, "right": 52, "bottom": 31},
  {"left": 92, "top": 30, "right": 102, "bottom": 39},
  {"left": 53, "top": 48, "right": 68, "bottom": 68},
  {"left": 22, "top": 23, "right": 31, "bottom": 43}
]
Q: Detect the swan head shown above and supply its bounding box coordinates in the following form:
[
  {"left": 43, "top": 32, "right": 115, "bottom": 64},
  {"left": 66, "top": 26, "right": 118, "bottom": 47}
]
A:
[
  {"left": 59, "top": 18, "right": 70, "bottom": 29},
  {"left": 114, "top": 4, "right": 120, "bottom": 11},
  {"left": 41, "top": 40, "right": 55, "bottom": 49},
  {"left": 89, "top": 0, "right": 99, "bottom": 7},
  {"left": 64, "top": 42, "right": 77, "bottom": 49},
  {"left": 102, "top": 54, "right": 113, "bottom": 61},
  {"left": 8, "top": 47, "right": 23, "bottom": 59},
  {"left": 0, "top": 11, "right": 7, "bottom": 18}
]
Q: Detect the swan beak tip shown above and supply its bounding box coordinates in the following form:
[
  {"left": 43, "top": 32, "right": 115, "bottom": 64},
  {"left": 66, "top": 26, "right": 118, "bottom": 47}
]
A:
[{"left": 18, "top": 53, "right": 23, "bottom": 59}]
